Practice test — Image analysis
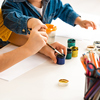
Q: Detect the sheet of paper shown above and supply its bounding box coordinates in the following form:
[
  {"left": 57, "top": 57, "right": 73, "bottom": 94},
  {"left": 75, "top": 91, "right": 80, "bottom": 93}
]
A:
[
  {"left": 0, "top": 44, "right": 48, "bottom": 81},
  {"left": 51, "top": 13, "right": 100, "bottom": 41}
]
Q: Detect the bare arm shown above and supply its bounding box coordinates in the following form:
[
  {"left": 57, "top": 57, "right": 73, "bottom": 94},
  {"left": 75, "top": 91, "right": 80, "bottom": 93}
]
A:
[
  {"left": 8, "top": 29, "right": 67, "bottom": 65},
  {"left": 8, "top": 32, "right": 29, "bottom": 46},
  {"left": 0, "top": 46, "right": 31, "bottom": 72},
  {"left": 0, "top": 25, "right": 48, "bottom": 72}
]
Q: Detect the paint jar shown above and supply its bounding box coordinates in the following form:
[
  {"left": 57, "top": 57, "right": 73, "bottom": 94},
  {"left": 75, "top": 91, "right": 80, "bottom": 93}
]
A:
[
  {"left": 46, "top": 24, "right": 57, "bottom": 44},
  {"left": 67, "top": 39, "right": 75, "bottom": 47},
  {"left": 93, "top": 41, "right": 100, "bottom": 49},
  {"left": 70, "top": 46, "right": 78, "bottom": 57},
  {"left": 96, "top": 48, "right": 100, "bottom": 55},
  {"left": 96, "top": 46, "right": 100, "bottom": 51},
  {"left": 66, "top": 48, "right": 72, "bottom": 59},
  {"left": 86, "top": 45, "right": 95, "bottom": 51},
  {"left": 58, "top": 79, "right": 69, "bottom": 86},
  {"left": 56, "top": 54, "right": 65, "bottom": 65}
]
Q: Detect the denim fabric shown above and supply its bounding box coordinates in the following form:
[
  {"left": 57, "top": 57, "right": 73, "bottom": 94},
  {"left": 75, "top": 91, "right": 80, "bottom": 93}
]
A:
[{"left": 2, "top": 0, "right": 80, "bottom": 35}]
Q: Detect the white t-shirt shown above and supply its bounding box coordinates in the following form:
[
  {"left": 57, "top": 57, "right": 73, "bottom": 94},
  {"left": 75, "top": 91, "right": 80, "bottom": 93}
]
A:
[{"left": 34, "top": 6, "right": 43, "bottom": 16}]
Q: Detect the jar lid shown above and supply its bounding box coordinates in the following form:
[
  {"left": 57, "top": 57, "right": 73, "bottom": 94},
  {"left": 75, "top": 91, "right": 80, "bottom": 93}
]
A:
[
  {"left": 94, "top": 41, "right": 100, "bottom": 44},
  {"left": 68, "top": 39, "right": 75, "bottom": 43},
  {"left": 93, "top": 41, "right": 100, "bottom": 47},
  {"left": 67, "top": 48, "right": 72, "bottom": 53},
  {"left": 86, "top": 45, "right": 95, "bottom": 51},
  {"left": 70, "top": 46, "right": 78, "bottom": 51},
  {"left": 59, "top": 79, "right": 69, "bottom": 83},
  {"left": 46, "top": 24, "right": 57, "bottom": 34}
]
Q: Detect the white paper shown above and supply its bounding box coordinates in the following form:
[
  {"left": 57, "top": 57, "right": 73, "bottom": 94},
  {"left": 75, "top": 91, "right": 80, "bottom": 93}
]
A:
[{"left": 0, "top": 44, "right": 48, "bottom": 81}]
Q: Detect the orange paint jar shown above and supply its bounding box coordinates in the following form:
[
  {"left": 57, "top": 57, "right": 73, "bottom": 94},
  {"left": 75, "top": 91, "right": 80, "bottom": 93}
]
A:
[{"left": 46, "top": 24, "right": 57, "bottom": 44}]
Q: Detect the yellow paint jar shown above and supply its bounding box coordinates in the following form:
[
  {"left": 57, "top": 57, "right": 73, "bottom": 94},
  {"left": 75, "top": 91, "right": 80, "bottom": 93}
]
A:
[
  {"left": 70, "top": 46, "right": 78, "bottom": 57},
  {"left": 58, "top": 79, "right": 69, "bottom": 86}
]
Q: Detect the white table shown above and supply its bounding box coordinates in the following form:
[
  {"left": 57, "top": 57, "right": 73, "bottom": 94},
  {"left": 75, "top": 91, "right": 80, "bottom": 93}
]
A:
[
  {"left": 0, "top": 36, "right": 94, "bottom": 100},
  {"left": 0, "top": 0, "right": 100, "bottom": 99}
]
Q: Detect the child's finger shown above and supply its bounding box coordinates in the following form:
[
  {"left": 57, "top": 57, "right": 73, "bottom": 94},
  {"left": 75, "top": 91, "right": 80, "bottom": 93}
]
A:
[
  {"left": 86, "top": 21, "right": 96, "bottom": 30},
  {"left": 39, "top": 28, "right": 46, "bottom": 32},
  {"left": 92, "top": 22, "right": 97, "bottom": 30},
  {"left": 41, "top": 24, "right": 47, "bottom": 29},
  {"left": 82, "top": 25, "right": 88, "bottom": 29},
  {"left": 50, "top": 54, "right": 57, "bottom": 63},
  {"left": 54, "top": 42, "right": 67, "bottom": 55},
  {"left": 40, "top": 32, "right": 48, "bottom": 38},
  {"left": 41, "top": 36, "right": 48, "bottom": 43},
  {"left": 87, "top": 21, "right": 96, "bottom": 30},
  {"left": 83, "top": 21, "right": 92, "bottom": 29}
]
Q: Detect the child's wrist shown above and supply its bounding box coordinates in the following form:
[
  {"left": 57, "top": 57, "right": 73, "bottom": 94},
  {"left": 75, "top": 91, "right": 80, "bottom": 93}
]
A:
[
  {"left": 27, "top": 18, "right": 37, "bottom": 29},
  {"left": 74, "top": 17, "right": 82, "bottom": 25}
]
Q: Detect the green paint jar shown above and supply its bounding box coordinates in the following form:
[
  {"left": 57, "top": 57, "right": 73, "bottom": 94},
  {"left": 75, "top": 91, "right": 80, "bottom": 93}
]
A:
[
  {"left": 67, "top": 39, "right": 75, "bottom": 47},
  {"left": 66, "top": 48, "right": 72, "bottom": 59}
]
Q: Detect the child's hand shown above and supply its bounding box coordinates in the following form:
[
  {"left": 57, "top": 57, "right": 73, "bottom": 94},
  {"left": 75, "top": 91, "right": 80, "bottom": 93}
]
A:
[
  {"left": 79, "top": 20, "right": 96, "bottom": 30},
  {"left": 24, "top": 25, "right": 48, "bottom": 55},
  {"left": 27, "top": 18, "right": 47, "bottom": 30},
  {"left": 75, "top": 17, "right": 96, "bottom": 30},
  {"left": 39, "top": 42, "right": 67, "bottom": 63}
]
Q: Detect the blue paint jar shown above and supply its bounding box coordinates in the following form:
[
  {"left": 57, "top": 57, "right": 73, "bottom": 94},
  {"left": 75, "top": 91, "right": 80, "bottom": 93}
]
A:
[{"left": 56, "top": 54, "right": 65, "bottom": 65}]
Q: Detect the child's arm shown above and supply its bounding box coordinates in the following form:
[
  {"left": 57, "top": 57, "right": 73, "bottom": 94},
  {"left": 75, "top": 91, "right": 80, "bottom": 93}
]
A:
[
  {"left": 8, "top": 32, "right": 29, "bottom": 46},
  {"left": 48, "top": 0, "right": 96, "bottom": 29},
  {"left": 74, "top": 17, "right": 96, "bottom": 30},
  {"left": 1, "top": 0, "right": 46, "bottom": 35},
  {"left": 27, "top": 18, "right": 47, "bottom": 30},
  {"left": 0, "top": 25, "right": 48, "bottom": 72},
  {"left": 2, "top": 2, "right": 31, "bottom": 35},
  {"left": 7, "top": 19, "right": 47, "bottom": 46},
  {"left": 7, "top": 27, "right": 66, "bottom": 64},
  {"left": 50, "top": 0, "right": 80, "bottom": 26}
]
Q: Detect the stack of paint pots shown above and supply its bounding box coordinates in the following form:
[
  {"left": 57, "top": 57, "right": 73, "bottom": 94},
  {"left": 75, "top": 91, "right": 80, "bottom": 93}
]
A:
[
  {"left": 56, "top": 38, "right": 78, "bottom": 65},
  {"left": 66, "top": 38, "right": 78, "bottom": 59}
]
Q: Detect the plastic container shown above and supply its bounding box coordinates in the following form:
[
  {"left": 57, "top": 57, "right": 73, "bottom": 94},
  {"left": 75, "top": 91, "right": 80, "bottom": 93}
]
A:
[
  {"left": 70, "top": 46, "right": 78, "bottom": 57},
  {"left": 58, "top": 79, "right": 69, "bottom": 86},
  {"left": 93, "top": 41, "right": 100, "bottom": 50},
  {"left": 67, "top": 39, "right": 75, "bottom": 47},
  {"left": 56, "top": 54, "right": 65, "bottom": 65},
  {"left": 86, "top": 45, "right": 95, "bottom": 51},
  {"left": 46, "top": 24, "right": 57, "bottom": 44},
  {"left": 66, "top": 48, "right": 72, "bottom": 59},
  {"left": 96, "top": 48, "right": 100, "bottom": 55}
]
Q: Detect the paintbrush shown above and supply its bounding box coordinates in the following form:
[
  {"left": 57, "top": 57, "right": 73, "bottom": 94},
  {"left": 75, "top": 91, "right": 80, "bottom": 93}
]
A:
[{"left": 46, "top": 43, "right": 63, "bottom": 56}]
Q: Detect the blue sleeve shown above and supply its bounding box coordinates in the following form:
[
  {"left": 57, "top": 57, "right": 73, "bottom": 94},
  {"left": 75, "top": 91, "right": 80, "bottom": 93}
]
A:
[
  {"left": 1, "top": 1, "right": 31, "bottom": 35},
  {"left": 53, "top": 0, "right": 80, "bottom": 26}
]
